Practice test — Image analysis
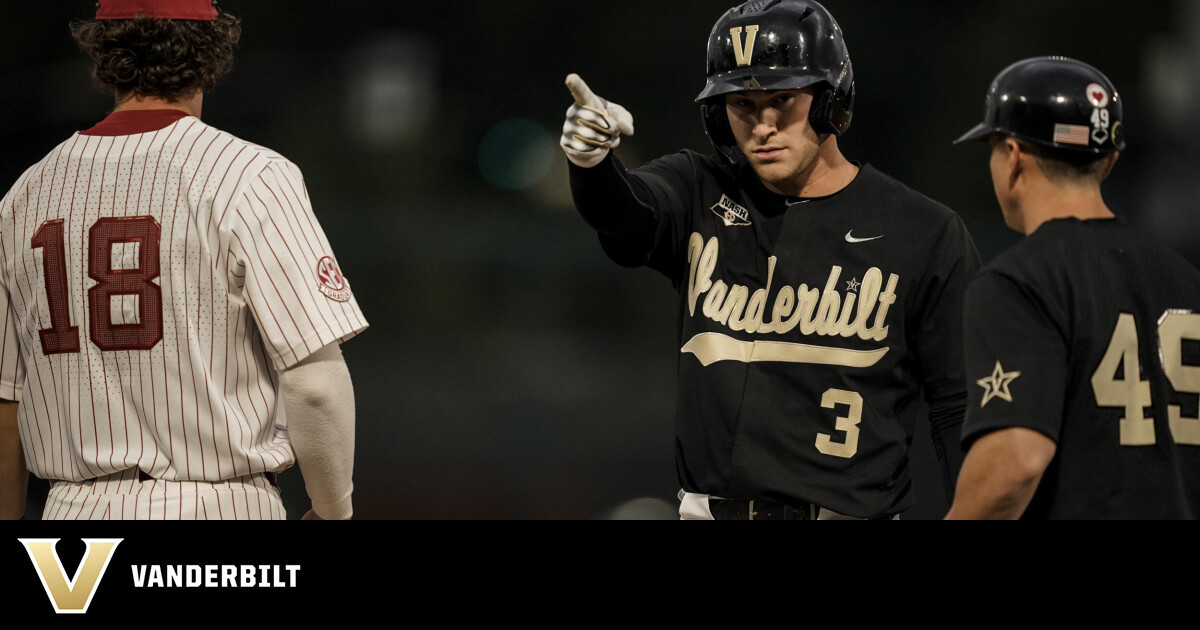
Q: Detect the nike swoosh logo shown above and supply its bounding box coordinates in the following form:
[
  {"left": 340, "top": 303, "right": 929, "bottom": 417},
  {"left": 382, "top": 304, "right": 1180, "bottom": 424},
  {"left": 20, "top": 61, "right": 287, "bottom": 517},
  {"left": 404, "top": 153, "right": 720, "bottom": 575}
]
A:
[
  {"left": 845, "top": 231, "right": 884, "bottom": 243},
  {"left": 785, "top": 198, "right": 810, "bottom": 207}
]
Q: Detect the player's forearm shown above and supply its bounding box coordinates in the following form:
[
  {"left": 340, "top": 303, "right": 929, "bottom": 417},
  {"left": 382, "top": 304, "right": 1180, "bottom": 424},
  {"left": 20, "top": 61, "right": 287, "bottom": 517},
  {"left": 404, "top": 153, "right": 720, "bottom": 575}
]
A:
[
  {"left": 945, "top": 495, "right": 1027, "bottom": 520},
  {"left": 0, "top": 400, "right": 28, "bottom": 520},
  {"left": 944, "top": 467, "right": 1037, "bottom": 520},
  {"left": 281, "top": 345, "right": 356, "bottom": 520},
  {"left": 944, "top": 427, "right": 1055, "bottom": 520},
  {"left": 568, "top": 154, "right": 658, "bottom": 246}
]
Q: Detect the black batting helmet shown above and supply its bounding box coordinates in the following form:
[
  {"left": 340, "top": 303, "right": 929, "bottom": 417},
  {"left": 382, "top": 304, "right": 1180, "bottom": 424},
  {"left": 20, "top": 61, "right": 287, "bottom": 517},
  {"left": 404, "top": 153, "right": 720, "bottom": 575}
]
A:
[
  {"left": 955, "top": 56, "right": 1126, "bottom": 154},
  {"left": 697, "top": 0, "right": 855, "bottom": 164}
]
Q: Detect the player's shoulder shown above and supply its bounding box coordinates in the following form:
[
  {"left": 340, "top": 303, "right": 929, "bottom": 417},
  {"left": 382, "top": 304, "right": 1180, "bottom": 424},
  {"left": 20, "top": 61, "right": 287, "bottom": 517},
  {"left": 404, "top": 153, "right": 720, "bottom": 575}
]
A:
[
  {"left": 989, "top": 217, "right": 1194, "bottom": 276},
  {"left": 854, "top": 164, "right": 960, "bottom": 221},
  {"left": 975, "top": 225, "right": 1061, "bottom": 285},
  {"left": 1105, "top": 219, "right": 1200, "bottom": 289},
  {"left": 850, "top": 165, "right": 974, "bottom": 254},
  {"left": 193, "top": 120, "right": 298, "bottom": 170},
  {"left": 0, "top": 134, "right": 81, "bottom": 206},
  {"left": 626, "top": 149, "right": 739, "bottom": 195},
  {"left": 973, "top": 218, "right": 1140, "bottom": 295},
  {"left": 633, "top": 148, "right": 726, "bottom": 175},
  {"left": 181, "top": 123, "right": 311, "bottom": 217},
  {"left": 1103, "top": 218, "right": 1200, "bottom": 265}
]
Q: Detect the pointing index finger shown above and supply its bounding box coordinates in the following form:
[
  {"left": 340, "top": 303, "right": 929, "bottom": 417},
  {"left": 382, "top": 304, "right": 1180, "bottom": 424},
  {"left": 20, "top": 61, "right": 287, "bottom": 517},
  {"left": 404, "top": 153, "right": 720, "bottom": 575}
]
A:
[{"left": 565, "top": 73, "right": 599, "bottom": 107}]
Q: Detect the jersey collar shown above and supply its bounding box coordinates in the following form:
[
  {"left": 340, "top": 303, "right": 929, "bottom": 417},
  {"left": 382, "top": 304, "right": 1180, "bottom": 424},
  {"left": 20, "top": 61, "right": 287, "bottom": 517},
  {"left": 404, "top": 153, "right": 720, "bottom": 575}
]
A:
[
  {"left": 80, "top": 109, "right": 192, "bottom": 136},
  {"left": 754, "top": 161, "right": 868, "bottom": 208}
]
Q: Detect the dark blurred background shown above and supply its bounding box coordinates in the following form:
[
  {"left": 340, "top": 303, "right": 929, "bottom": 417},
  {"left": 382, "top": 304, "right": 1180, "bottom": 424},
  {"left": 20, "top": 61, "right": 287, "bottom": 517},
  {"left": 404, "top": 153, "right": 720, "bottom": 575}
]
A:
[{"left": 3, "top": 1, "right": 1196, "bottom": 519}]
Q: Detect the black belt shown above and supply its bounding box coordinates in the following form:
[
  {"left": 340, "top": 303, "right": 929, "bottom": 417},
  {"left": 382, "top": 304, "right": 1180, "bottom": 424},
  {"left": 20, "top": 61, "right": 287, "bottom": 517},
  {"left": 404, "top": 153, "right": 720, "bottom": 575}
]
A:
[
  {"left": 137, "top": 469, "right": 278, "bottom": 488},
  {"left": 708, "top": 498, "right": 812, "bottom": 520}
]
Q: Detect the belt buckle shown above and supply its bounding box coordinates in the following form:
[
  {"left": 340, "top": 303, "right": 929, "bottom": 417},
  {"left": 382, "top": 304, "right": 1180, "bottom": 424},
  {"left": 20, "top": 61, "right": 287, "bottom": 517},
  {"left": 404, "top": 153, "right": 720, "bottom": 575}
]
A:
[{"left": 748, "top": 499, "right": 757, "bottom": 521}]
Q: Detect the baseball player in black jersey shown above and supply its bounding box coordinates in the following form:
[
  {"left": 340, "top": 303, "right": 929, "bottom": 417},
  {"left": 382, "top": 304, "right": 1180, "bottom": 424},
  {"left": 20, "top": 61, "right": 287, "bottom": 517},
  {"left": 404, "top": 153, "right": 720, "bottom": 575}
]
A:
[
  {"left": 561, "top": 0, "right": 981, "bottom": 520},
  {"left": 946, "top": 57, "right": 1200, "bottom": 520}
]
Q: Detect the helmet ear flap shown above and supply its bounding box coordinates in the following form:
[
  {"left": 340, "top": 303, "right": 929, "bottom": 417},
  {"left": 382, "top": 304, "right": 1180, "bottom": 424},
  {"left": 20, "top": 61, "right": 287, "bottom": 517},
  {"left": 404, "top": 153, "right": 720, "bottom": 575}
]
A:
[
  {"left": 701, "top": 99, "right": 741, "bottom": 165},
  {"left": 809, "top": 86, "right": 853, "bottom": 136}
]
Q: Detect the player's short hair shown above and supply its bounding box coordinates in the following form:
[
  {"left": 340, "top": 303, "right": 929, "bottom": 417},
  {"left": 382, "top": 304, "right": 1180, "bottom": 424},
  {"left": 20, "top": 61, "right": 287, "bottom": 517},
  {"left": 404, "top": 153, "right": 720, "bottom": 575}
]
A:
[
  {"left": 71, "top": 13, "right": 242, "bottom": 102},
  {"left": 1017, "top": 139, "right": 1111, "bottom": 185}
]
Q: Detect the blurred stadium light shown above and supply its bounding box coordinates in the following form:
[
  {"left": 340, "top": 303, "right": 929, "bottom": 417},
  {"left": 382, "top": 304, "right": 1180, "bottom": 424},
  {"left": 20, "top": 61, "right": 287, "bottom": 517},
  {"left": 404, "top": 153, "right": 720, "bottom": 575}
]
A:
[
  {"left": 345, "top": 31, "right": 439, "bottom": 151},
  {"left": 478, "top": 117, "right": 557, "bottom": 191}
]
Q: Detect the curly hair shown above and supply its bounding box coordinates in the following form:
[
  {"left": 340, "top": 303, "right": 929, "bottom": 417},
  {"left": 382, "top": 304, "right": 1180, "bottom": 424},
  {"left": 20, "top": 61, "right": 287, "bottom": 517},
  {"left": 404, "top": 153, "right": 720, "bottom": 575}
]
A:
[{"left": 71, "top": 13, "right": 242, "bottom": 102}]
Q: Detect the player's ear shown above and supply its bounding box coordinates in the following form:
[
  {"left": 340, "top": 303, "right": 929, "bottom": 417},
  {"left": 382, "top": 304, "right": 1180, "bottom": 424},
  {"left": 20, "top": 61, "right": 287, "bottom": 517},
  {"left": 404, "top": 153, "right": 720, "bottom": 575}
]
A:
[
  {"left": 1101, "top": 151, "right": 1119, "bottom": 181},
  {"left": 1005, "top": 137, "right": 1024, "bottom": 184}
]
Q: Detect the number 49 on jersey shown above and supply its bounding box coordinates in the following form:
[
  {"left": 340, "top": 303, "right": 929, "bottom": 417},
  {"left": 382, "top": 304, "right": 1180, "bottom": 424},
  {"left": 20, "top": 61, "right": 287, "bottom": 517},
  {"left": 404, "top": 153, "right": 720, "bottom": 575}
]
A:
[{"left": 1091, "top": 311, "right": 1200, "bottom": 446}]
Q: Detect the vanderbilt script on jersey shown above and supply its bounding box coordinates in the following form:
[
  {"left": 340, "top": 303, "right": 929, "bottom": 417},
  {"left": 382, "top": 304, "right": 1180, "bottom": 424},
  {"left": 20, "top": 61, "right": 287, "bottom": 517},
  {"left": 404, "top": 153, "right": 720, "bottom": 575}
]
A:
[{"left": 683, "top": 233, "right": 898, "bottom": 367}]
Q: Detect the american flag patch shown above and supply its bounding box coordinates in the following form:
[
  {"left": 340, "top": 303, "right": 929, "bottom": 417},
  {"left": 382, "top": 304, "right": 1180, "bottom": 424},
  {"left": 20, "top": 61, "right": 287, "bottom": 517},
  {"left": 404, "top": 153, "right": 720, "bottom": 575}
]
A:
[{"left": 1053, "top": 124, "right": 1090, "bottom": 146}]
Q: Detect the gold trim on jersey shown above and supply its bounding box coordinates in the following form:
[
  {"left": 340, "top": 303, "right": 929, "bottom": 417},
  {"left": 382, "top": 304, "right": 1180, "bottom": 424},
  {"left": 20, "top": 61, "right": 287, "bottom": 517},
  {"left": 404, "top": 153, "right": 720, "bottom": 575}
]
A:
[{"left": 681, "top": 332, "right": 889, "bottom": 368}]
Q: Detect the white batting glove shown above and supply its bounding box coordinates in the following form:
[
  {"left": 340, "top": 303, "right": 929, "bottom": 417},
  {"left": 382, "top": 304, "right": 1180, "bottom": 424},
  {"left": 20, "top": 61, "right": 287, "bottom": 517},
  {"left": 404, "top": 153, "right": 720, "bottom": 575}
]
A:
[{"left": 560, "top": 73, "right": 635, "bottom": 168}]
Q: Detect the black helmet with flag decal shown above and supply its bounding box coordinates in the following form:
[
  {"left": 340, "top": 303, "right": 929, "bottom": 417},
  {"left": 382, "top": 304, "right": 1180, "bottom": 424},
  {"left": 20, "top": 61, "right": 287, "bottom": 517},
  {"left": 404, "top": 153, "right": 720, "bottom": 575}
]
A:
[
  {"left": 697, "top": 0, "right": 855, "bottom": 164},
  {"left": 955, "top": 56, "right": 1126, "bottom": 154}
]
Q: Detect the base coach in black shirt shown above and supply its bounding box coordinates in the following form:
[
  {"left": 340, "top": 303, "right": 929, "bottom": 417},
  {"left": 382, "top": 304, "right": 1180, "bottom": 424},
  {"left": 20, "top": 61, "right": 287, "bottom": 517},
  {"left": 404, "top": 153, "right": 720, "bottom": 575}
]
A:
[{"left": 947, "top": 57, "right": 1200, "bottom": 520}]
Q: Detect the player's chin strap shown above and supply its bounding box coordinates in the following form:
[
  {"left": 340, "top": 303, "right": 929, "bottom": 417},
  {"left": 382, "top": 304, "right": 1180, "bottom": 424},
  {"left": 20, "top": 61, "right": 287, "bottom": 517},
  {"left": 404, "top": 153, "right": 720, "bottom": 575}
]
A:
[
  {"left": 700, "top": 100, "right": 742, "bottom": 167},
  {"left": 560, "top": 73, "right": 635, "bottom": 169}
]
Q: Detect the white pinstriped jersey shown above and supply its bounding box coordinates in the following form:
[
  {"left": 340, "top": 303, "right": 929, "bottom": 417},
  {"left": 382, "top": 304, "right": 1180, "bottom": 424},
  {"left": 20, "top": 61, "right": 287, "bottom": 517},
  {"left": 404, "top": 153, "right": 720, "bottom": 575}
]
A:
[{"left": 0, "top": 110, "right": 368, "bottom": 484}]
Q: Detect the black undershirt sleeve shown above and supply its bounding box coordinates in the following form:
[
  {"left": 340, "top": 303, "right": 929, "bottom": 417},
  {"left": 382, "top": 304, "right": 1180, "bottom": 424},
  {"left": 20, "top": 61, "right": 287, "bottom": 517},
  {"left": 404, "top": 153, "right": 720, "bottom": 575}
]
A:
[
  {"left": 567, "top": 153, "right": 659, "bottom": 263},
  {"left": 927, "top": 391, "right": 967, "bottom": 503},
  {"left": 909, "top": 214, "right": 982, "bottom": 502}
]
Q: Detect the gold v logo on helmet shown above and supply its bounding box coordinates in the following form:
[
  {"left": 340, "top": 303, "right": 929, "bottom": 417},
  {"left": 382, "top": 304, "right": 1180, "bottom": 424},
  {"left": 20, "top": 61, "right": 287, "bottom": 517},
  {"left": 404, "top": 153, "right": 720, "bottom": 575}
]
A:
[
  {"left": 730, "top": 25, "right": 760, "bottom": 67},
  {"left": 20, "top": 538, "right": 123, "bottom": 614}
]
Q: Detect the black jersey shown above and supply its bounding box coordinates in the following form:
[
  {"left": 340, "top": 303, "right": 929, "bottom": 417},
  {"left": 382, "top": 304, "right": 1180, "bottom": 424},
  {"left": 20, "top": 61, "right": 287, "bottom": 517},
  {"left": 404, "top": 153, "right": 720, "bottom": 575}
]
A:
[
  {"left": 961, "top": 218, "right": 1200, "bottom": 519},
  {"left": 570, "top": 150, "right": 981, "bottom": 518}
]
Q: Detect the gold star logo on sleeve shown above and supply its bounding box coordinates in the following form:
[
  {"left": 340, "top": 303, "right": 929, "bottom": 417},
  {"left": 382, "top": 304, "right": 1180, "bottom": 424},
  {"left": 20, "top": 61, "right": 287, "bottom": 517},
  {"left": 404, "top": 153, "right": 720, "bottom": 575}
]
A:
[{"left": 977, "top": 360, "right": 1021, "bottom": 407}]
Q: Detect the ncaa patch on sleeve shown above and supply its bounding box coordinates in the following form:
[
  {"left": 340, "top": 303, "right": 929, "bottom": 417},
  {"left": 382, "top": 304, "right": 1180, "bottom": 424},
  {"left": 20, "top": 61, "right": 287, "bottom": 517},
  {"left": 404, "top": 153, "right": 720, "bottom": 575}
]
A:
[{"left": 316, "top": 256, "right": 352, "bottom": 302}]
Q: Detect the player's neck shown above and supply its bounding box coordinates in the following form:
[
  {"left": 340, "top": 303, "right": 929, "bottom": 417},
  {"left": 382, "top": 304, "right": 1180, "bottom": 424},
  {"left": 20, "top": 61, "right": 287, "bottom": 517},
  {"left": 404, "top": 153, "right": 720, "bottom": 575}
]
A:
[
  {"left": 113, "top": 92, "right": 203, "bottom": 118},
  {"left": 766, "top": 136, "right": 858, "bottom": 198},
  {"left": 1017, "top": 184, "right": 1113, "bottom": 235}
]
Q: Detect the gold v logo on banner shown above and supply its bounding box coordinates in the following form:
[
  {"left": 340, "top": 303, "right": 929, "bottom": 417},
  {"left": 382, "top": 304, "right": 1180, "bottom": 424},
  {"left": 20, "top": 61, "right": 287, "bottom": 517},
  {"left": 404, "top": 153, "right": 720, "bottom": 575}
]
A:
[
  {"left": 19, "top": 538, "right": 123, "bottom": 614},
  {"left": 730, "top": 25, "right": 760, "bottom": 67}
]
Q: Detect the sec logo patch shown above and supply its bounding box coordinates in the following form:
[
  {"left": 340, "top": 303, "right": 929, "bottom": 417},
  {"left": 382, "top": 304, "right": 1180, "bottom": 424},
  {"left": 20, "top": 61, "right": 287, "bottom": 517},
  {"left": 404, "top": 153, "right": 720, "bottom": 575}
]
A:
[{"left": 317, "top": 256, "right": 352, "bottom": 302}]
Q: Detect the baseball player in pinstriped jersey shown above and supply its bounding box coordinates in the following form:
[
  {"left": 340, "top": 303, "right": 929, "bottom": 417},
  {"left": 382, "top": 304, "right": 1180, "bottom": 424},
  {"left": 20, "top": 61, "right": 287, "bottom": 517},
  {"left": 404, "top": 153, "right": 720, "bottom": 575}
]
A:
[{"left": 0, "top": 0, "right": 368, "bottom": 520}]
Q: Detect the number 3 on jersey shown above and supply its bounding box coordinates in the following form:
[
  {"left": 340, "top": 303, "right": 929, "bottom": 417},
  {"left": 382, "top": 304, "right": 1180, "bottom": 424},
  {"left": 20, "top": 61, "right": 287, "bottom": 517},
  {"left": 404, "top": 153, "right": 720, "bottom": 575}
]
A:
[
  {"left": 1091, "top": 311, "right": 1200, "bottom": 446},
  {"left": 817, "top": 388, "right": 862, "bottom": 458},
  {"left": 32, "top": 217, "right": 163, "bottom": 354}
]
